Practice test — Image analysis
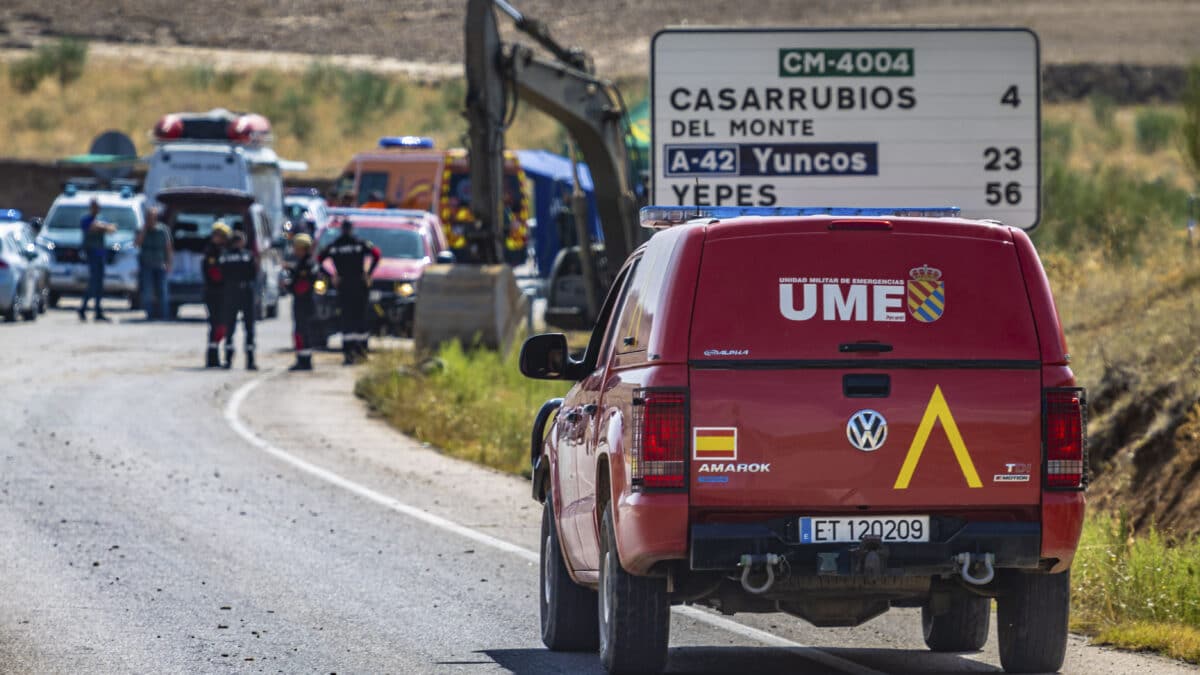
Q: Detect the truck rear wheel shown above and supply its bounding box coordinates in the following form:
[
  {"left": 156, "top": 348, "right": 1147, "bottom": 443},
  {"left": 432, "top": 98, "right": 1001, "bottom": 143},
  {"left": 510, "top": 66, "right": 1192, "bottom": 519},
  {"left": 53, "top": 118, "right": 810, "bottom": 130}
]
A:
[
  {"left": 922, "top": 595, "right": 990, "bottom": 652},
  {"left": 539, "top": 493, "right": 598, "bottom": 651},
  {"left": 997, "top": 570, "right": 1070, "bottom": 673},
  {"left": 598, "top": 505, "right": 669, "bottom": 674}
]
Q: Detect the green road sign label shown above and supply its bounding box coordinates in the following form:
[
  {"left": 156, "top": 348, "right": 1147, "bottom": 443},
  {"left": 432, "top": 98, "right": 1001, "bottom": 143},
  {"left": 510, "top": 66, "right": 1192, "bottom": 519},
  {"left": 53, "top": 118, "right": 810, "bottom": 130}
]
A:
[{"left": 780, "top": 48, "right": 914, "bottom": 77}]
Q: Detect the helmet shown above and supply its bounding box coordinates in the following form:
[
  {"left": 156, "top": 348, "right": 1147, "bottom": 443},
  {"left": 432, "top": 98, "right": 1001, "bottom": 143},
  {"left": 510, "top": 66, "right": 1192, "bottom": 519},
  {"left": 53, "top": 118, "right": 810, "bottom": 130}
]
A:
[
  {"left": 212, "top": 221, "right": 232, "bottom": 237},
  {"left": 293, "top": 233, "right": 313, "bottom": 249}
]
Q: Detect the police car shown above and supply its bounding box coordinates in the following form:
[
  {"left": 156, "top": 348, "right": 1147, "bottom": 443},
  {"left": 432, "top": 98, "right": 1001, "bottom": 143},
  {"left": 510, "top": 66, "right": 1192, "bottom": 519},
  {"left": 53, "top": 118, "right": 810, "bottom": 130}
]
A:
[
  {"left": 520, "top": 206, "right": 1086, "bottom": 675},
  {"left": 39, "top": 181, "right": 145, "bottom": 309}
]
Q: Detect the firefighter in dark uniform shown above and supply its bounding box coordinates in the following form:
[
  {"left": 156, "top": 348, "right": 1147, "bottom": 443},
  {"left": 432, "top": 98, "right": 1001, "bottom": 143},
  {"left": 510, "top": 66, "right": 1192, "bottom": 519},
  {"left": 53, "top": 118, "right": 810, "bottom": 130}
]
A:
[
  {"left": 203, "top": 222, "right": 231, "bottom": 368},
  {"left": 318, "top": 218, "right": 381, "bottom": 364},
  {"left": 285, "top": 233, "right": 319, "bottom": 371},
  {"left": 220, "top": 230, "right": 259, "bottom": 370}
]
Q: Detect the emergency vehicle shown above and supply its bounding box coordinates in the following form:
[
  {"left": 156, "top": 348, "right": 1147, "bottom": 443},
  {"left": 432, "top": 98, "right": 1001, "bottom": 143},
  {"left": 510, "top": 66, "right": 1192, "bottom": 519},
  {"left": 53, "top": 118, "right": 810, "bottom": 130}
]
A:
[
  {"left": 311, "top": 208, "right": 450, "bottom": 342},
  {"left": 142, "top": 109, "right": 306, "bottom": 238},
  {"left": 332, "top": 137, "right": 530, "bottom": 264},
  {"left": 520, "top": 206, "right": 1085, "bottom": 675}
]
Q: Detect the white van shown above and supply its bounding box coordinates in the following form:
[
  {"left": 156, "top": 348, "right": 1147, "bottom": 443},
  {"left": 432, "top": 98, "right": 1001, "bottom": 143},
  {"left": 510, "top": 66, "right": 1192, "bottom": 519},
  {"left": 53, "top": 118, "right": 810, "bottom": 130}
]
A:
[{"left": 141, "top": 110, "right": 306, "bottom": 238}]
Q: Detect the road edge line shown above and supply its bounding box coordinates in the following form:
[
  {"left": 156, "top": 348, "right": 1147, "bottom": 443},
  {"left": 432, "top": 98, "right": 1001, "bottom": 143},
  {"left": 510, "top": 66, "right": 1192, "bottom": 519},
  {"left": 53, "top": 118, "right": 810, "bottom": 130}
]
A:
[{"left": 225, "top": 370, "right": 884, "bottom": 675}]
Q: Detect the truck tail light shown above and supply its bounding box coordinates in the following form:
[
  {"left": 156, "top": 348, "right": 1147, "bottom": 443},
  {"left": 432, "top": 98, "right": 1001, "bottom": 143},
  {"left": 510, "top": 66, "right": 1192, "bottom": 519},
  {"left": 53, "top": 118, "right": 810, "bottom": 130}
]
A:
[
  {"left": 632, "top": 389, "right": 687, "bottom": 490},
  {"left": 1044, "top": 388, "right": 1086, "bottom": 489}
]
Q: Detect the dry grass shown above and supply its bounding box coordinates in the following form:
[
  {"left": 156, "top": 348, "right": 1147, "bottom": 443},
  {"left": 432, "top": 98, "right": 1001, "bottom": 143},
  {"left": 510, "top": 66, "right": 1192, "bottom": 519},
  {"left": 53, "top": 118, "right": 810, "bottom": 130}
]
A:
[
  {"left": 1044, "top": 103, "right": 1193, "bottom": 192},
  {"left": 0, "top": 58, "right": 569, "bottom": 177},
  {"left": 1090, "top": 622, "right": 1200, "bottom": 664},
  {"left": 1072, "top": 514, "right": 1200, "bottom": 664}
]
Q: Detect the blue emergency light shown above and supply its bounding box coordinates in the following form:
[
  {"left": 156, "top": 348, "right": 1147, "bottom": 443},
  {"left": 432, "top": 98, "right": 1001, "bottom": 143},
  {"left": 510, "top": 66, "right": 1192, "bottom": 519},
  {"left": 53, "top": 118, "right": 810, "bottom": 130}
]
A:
[
  {"left": 639, "top": 205, "right": 961, "bottom": 229},
  {"left": 328, "top": 207, "right": 430, "bottom": 220},
  {"left": 0, "top": 209, "right": 23, "bottom": 221},
  {"left": 378, "top": 136, "right": 435, "bottom": 149}
]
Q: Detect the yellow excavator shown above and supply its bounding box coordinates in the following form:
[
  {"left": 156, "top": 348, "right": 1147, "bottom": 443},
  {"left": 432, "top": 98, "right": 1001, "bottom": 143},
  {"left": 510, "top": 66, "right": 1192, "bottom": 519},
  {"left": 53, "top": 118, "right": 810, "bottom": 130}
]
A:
[{"left": 413, "top": 0, "right": 642, "bottom": 352}]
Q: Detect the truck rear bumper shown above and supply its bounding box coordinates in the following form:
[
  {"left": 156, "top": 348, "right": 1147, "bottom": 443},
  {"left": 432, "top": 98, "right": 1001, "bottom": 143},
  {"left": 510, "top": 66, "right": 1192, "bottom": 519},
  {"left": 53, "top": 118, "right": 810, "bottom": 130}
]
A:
[{"left": 691, "top": 518, "right": 1041, "bottom": 576}]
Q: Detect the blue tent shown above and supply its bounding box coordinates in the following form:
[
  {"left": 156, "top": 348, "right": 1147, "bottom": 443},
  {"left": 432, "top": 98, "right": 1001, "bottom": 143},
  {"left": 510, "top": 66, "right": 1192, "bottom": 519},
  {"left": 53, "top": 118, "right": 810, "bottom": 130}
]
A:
[{"left": 515, "top": 149, "right": 603, "bottom": 278}]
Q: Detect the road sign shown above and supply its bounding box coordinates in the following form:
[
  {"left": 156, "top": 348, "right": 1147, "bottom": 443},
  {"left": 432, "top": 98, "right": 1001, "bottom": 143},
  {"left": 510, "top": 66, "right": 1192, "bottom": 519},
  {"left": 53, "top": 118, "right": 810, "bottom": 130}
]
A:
[{"left": 651, "top": 28, "right": 1041, "bottom": 229}]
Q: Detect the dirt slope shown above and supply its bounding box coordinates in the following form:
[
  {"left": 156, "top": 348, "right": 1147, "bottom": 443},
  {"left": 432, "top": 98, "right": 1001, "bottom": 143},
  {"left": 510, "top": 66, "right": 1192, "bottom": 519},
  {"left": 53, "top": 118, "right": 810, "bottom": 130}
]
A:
[{"left": 3, "top": 1, "right": 1199, "bottom": 75}]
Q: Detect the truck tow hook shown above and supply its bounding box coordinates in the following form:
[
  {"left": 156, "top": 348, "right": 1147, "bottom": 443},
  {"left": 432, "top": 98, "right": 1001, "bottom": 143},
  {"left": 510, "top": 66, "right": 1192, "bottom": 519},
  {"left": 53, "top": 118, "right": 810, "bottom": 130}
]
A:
[
  {"left": 738, "top": 553, "right": 784, "bottom": 595},
  {"left": 955, "top": 552, "right": 996, "bottom": 585}
]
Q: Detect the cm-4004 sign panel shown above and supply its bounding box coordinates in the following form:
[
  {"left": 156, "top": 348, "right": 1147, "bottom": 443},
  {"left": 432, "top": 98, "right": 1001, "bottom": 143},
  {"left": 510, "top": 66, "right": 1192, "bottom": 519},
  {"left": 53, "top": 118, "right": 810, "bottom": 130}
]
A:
[{"left": 651, "top": 28, "right": 1041, "bottom": 229}]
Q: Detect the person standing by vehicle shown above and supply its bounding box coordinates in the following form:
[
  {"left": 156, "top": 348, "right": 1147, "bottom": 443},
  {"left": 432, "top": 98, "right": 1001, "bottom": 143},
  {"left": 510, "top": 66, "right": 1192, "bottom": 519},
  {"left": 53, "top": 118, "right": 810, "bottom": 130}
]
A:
[
  {"left": 203, "top": 222, "right": 231, "bottom": 368},
  {"left": 318, "top": 219, "right": 381, "bottom": 365},
  {"left": 285, "top": 233, "right": 319, "bottom": 371},
  {"left": 135, "top": 206, "right": 173, "bottom": 321},
  {"left": 79, "top": 199, "right": 116, "bottom": 322},
  {"left": 220, "top": 230, "right": 259, "bottom": 371}
]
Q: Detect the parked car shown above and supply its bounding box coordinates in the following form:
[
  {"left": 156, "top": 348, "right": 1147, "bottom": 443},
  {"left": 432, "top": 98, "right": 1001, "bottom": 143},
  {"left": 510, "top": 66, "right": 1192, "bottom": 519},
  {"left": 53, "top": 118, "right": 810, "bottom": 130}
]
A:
[
  {"left": 0, "top": 216, "right": 45, "bottom": 321},
  {"left": 39, "top": 182, "right": 145, "bottom": 309},
  {"left": 312, "top": 208, "right": 449, "bottom": 343},
  {"left": 284, "top": 188, "right": 331, "bottom": 235},
  {"left": 519, "top": 206, "right": 1086, "bottom": 675},
  {"left": 156, "top": 187, "right": 282, "bottom": 319}
]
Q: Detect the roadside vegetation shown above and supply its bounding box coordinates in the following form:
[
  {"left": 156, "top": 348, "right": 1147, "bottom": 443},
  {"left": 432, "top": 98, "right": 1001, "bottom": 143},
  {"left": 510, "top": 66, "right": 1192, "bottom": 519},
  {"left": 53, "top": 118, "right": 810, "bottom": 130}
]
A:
[
  {"left": 1072, "top": 514, "right": 1200, "bottom": 663},
  {"left": 0, "top": 47, "right": 568, "bottom": 176},
  {"left": 355, "top": 341, "right": 568, "bottom": 476}
]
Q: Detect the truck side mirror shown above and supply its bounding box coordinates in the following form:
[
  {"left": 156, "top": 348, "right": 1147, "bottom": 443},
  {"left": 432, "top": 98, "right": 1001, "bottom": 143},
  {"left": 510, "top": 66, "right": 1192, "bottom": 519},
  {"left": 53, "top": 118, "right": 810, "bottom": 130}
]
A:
[
  {"left": 520, "top": 333, "right": 574, "bottom": 380},
  {"left": 30, "top": 218, "right": 43, "bottom": 234}
]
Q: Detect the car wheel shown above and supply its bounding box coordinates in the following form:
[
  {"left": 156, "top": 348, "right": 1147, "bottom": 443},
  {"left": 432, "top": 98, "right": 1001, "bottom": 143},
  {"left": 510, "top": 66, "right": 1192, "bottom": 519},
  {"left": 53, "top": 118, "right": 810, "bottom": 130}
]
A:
[
  {"left": 4, "top": 301, "right": 17, "bottom": 322},
  {"left": 997, "top": 570, "right": 1070, "bottom": 673},
  {"left": 598, "top": 504, "right": 670, "bottom": 675},
  {"left": 539, "top": 492, "right": 599, "bottom": 651},
  {"left": 21, "top": 301, "right": 37, "bottom": 321},
  {"left": 48, "top": 291, "right": 60, "bottom": 309},
  {"left": 922, "top": 595, "right": 990, "bottom": 652},
  {"left": 129, "top": 291, "right": 142, "bottom": 311},
  {"left": 168, "top": 303, "right": 181, "bottom": 320}
]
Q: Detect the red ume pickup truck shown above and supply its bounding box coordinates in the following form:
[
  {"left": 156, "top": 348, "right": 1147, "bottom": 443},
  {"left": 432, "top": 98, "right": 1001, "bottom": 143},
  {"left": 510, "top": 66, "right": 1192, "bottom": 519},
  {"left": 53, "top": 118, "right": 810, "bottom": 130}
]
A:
[{"left": 520, "top": 206, "right": 1085, "bottom": 675}]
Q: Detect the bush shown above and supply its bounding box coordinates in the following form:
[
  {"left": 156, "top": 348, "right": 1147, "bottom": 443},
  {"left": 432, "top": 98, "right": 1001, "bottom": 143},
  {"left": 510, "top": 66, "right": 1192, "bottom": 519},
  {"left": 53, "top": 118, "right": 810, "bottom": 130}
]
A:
[
  {"left": 8, "top": 55, "right": 47, "bottom": 94},
  {"left": 356, "top": 341, "right": 569, "bottom": 476},
  {"left": 278, "top": 89, "right": 314, "bottom": 141},
  {"left": 340, "top": 70, "right": 397, "bottom": 134},
  {"left": 1183, "top": 62, "right": 1200, "bottom": 186},
  {"left": 1091, "top": 93, "right": 1117, "bottom": 129},
  {"left": 213, "top": 70, "right": 242, "bottom": 93},
  {"left": 1043, "top": 119, "right": 1074, "bottom": 159},
  {"left": 301, "top": 60, "right": 347, "bottom": 94},
  {"left": 1135, "top": 109, "right": 1179, "bottom": 154},
  {"left": 184, "top": 64, "right": 216, "bottom": 90},
  {"left": 1037, "top": 159, "right": 1190, "bottom": 260}
]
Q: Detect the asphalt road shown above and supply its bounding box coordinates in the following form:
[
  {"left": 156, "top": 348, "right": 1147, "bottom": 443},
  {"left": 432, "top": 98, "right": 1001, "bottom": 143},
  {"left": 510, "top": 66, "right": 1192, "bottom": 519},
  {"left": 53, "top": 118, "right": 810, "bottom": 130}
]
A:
[{"left": 0, "top": 300, "right": 1194, "bottom": 674}]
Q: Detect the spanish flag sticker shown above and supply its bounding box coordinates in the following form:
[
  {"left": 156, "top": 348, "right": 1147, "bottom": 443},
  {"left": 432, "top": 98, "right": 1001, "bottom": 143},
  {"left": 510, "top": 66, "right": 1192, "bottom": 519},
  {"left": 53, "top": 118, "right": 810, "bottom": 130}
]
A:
[{"left": 693, "top": 427, "right": 738, "bottom": 461}]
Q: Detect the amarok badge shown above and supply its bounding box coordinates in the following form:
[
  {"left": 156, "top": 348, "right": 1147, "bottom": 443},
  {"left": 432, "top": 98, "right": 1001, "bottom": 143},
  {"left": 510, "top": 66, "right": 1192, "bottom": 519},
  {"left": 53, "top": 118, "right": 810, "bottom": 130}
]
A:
[{"left": 907, "top": 264, "right": 945, "bottom": 323}]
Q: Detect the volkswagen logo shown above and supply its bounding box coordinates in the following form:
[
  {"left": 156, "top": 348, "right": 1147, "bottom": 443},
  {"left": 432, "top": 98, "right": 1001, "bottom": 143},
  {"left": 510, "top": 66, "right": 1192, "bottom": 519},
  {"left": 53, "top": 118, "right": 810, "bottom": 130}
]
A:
[{"left": 847, "top": 410, "right": 888, "bottom": 452}]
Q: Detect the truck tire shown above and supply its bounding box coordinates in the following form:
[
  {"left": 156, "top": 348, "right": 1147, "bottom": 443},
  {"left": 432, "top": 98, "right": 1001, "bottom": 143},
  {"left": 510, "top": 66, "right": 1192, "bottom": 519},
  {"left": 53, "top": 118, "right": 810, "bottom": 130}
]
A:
[
  {"left": 539, "top": 493, "right": 598, "bottom": 651},
  {"left": 598, "top": 505, "right": 669, "bottom": 674},
  {"left": 48, "top": 291, "right": 60, "bottom": 309},
  {"left": 922, "top": 595, "right": 990, "bottom": 652},
  {"left": 997, "top": 570, "right": 1070, "bottom": 673}
]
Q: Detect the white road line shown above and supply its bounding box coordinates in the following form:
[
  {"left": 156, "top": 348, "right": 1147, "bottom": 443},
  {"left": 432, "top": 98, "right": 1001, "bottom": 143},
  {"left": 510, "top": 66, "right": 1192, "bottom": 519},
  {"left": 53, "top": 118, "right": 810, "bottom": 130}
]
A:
[{"left": 225, "top": 371, "right": 885, "bottom": 675}]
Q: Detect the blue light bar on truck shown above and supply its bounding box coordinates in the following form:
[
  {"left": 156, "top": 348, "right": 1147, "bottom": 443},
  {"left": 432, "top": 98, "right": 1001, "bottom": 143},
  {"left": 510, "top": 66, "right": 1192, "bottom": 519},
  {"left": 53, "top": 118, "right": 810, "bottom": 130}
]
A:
[
  {"left": 639, "top": 205, "right": 961, "bottom": 229},
  {"left": 328, "top": 207, "right": 431, "bottom": 220},
  {"left": 378, "top": 136, "right": 435, "bottom": 149},
  {"left": 0, "top": 209, "right": 23, "bottom": 221}
]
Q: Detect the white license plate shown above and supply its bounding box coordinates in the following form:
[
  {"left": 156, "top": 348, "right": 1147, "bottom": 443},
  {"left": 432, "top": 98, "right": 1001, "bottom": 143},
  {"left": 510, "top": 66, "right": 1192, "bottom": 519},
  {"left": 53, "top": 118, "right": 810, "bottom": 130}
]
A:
[
  {"left": 799, "top": 516, "right": 930, "bottom": 544},
  {"left": 369, "top": 290, "right": 383, "bottom": 302}
]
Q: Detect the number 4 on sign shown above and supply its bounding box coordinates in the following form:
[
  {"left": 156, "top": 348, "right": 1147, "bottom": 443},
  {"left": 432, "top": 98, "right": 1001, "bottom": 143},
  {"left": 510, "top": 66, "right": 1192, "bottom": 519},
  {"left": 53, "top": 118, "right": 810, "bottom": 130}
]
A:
[{"left": 893, "top": 385, "right": 983, "bottom": 489}]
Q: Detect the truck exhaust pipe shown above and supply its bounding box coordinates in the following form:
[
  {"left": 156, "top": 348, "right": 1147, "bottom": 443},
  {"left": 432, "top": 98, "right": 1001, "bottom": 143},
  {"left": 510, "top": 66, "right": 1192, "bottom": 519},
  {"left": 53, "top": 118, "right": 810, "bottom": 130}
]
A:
[
  {"left": 955, "top": 552, "right": 995, "bottom": 586},
  {"left": 738, "top": 553, "right": 785, "bottom": 594}
]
